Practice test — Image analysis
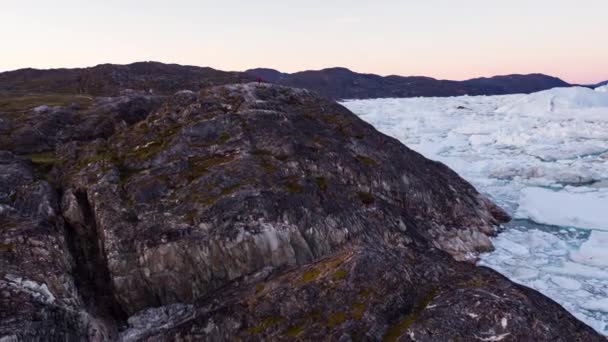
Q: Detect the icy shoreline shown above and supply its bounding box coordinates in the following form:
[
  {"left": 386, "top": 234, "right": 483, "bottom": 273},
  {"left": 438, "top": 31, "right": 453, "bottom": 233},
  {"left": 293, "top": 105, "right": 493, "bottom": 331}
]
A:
[{"left": 343, "top": 86, "right": 608, "bottom": 335}]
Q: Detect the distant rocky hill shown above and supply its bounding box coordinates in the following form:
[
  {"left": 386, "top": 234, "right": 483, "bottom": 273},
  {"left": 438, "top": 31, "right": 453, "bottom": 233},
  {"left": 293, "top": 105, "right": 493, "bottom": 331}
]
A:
[
  {"left": 0, "top": 83, "right": 603, "bottom": 341},
  {"left": 0, "top": 62, "right": 254, "bottom": 96},
  {"left": 595, "top": 80, "right": 608, "bottom": 88},
  {"left": 246, "top": 67, "right": 571, "bottom": 99},
  {"left": 1, "top": 62, "right": 573, "bottom": 101}
]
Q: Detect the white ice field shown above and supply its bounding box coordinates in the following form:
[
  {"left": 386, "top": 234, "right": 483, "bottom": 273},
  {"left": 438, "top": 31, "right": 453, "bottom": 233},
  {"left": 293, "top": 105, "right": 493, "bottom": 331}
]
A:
[{"left": 342, "top": 86, "right": 608, "bottom": 335}]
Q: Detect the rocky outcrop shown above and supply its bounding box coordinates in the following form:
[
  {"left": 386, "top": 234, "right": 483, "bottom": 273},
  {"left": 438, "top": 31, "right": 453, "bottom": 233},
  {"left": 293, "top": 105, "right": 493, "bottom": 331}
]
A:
[
  {"left": 0, "top": 83, "right": 603, "bottom": 341},
  {"left": 54, "top": 83, "right": 508, "bottom": 312}
]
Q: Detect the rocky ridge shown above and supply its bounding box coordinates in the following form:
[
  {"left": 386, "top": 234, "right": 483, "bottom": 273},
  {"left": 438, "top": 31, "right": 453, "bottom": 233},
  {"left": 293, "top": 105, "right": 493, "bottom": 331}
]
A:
[
  {"left": 246, "top": 67, "right": 571, "bottom": 99},
  {"left": 0, "top": 61, "right": 572, "bottom": 101}
]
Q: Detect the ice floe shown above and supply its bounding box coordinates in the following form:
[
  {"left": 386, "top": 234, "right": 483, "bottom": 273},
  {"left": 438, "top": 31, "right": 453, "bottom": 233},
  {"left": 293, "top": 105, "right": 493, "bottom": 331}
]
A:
[
  {"left": 343, "top": 86, "right": 608, "bottom": 335},
  {"left": 516, "top": 187, "right": 608, "bottom": 231},
  {"left": 496, "top": 87, "right": 608, "bottom": 117}
]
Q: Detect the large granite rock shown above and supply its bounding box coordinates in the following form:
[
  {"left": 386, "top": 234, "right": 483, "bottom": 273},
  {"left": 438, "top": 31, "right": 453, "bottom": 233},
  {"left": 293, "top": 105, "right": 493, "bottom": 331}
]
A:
[
  {"left": 55, "top": 84, "right": 508, "bottom": 315},
  {"left": 0, "top": 84, "right": 602, "bottom": 341}
]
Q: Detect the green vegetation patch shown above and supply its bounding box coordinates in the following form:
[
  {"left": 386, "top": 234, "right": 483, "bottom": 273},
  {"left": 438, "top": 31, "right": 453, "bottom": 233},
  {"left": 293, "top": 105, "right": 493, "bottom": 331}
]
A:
[
  {"left": 25, "top": 151, "right": 56, "bottom": 165},
  {"left": 359, "top": 287, "right": 374, "bottom": 298},
  {"left": 355, "top": 154, "right": 377, "bottom": 166},
  {"left": 382, "top": 288, "right": 437, "bottom": 342},
  {"left": 129, "top": 140, "right": 166, "bottom": 161},
  {"left": 0, "top": 94, "right": 93, "bottom": 114},
  {"left": 74, "top": 150, "right": 121, "bottom": 172},
  {"left": 250, "top": 149, "right": 273, "bottom": 156},
  {"left": 284, "top": 177, "right": 303, "bottom": 193},
  {"left": 0, "top": 220, "right": 17, "bottom": 232},
  {"left": 333, "top": 269, "right": 348, "bottom": 280},
  {"left": 351, "top": 302, "right": 366, "bottom": 320},
  {"left": 358, "top": 192, "right": 375, "bottom": 205},
  {"left": 127, "top": 122, "right": 182, "bottom": 161},
  {"left": 353, "top": 132, "right": 365, "bottom": 140},
  {"left": 315, "top": 177, "right": 328, "bottom": 191},
  {"left": 274, "top": 153, "right": 289, "bottom": 161},
  {"left": 0, "top": 243, "right": 16, "bottom": 252},
  {"left": 191, "top": 182, "right": 242, "bottom": 207},
  {"left": 251, "top": 149, "right": 281, "bottom": 173},
  {"left": 326, "top": 311, "right": 346, "bottom": 328},
  {"left": 247, "top": 315, "right": 285, "bottom": 334},
  {"left": 284, "top": 324, "right": 305, "bottom": 337},
  {"left": 248, "top": 145, "right": 289, "bottom": 161},
  {"left": 260, "top": 158, "right": 277, "bottom": 173},
  {"left": 216, "top": 132, "right": 231, "bottom": 144},
  {"left": 24, "top": 151, "right": 57, "bottom": 179},
  {"left": 186, "top": 154, "right": 236, "bottom": 181},
  {"left": 463, "top": 275, "right": 487, "bottom": 288},
  {"left": 302, "top": 268, "right": 321, "bottom": 283}
]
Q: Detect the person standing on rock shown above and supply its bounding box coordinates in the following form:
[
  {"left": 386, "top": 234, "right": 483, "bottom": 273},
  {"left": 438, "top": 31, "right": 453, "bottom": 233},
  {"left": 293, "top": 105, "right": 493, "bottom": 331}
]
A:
[{"left": 257, "top": 76, "right": 262, "bottom": 85}]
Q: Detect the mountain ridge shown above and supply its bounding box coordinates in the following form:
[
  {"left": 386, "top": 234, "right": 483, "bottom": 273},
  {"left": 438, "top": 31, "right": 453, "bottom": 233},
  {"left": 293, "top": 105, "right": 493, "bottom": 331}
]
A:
[
  {"left": 594, "top": 80, "right": 608, "bottom": 88},
  {"left": 0, "top": 61, "right": 254, "bottom": 96},
  {"left": 246, "top": 67, "right": 571, "bottom": 99},
  {"left": 0, "top": 61, "right": 574, "bottom": 100}
]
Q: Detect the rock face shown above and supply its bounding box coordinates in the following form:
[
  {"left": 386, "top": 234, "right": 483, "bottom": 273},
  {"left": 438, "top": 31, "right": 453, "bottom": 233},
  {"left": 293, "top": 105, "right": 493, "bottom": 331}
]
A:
[
  {"left": 121, "top": 248, "right": 600, "bottom": 341},
  {"left": 0, "top": 83, "right": 603, "bottom": 341},
  {"left": 0, "top": 152, "right": 110, "bottom": 340}
]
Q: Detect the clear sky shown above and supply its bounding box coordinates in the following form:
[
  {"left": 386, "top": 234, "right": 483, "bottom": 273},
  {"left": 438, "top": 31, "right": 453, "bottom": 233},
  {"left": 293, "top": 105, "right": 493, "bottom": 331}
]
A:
[{"left": 2, "top": 0, "right": 607, "bottom": 84}]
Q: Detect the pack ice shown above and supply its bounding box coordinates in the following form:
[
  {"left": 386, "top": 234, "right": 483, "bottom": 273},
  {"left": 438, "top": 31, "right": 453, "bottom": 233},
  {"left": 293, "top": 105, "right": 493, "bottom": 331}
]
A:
[{"left": 343, "top": 86, "right": 608, "bottom": 335}]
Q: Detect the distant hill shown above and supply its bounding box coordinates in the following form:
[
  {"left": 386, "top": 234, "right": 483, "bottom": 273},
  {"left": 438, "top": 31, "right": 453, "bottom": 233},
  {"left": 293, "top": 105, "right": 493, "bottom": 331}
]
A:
[
  {"left": 246, "top": 67, "right": 571, "bottom": 99},
  {"left": 0, "top": 61, "right": 254, "bottom": 96},
  {"left": 0, "top": 61, "right": 571, "bottom": 100},
  {"left": 595, "top": 80, "right": 608, "bottom": 88}
]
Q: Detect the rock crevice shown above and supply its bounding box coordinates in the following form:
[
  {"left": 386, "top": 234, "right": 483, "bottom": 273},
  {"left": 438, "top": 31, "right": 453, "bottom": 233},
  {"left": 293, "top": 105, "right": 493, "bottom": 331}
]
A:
[{"left": 62, "top": 189, "right": 128, "bottom": 335}]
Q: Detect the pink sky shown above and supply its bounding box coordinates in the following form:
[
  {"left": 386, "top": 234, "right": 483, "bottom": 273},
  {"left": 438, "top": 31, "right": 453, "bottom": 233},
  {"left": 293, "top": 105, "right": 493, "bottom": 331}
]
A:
[{"left": 1, "top": 0, "right": 607, "bottom": 84}]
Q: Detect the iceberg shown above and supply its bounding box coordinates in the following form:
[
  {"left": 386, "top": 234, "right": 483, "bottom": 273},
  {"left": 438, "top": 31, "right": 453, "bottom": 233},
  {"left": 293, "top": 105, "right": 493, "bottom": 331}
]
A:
[{"left": 343, "top": 86, "right": 608, "bottom": 335}]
